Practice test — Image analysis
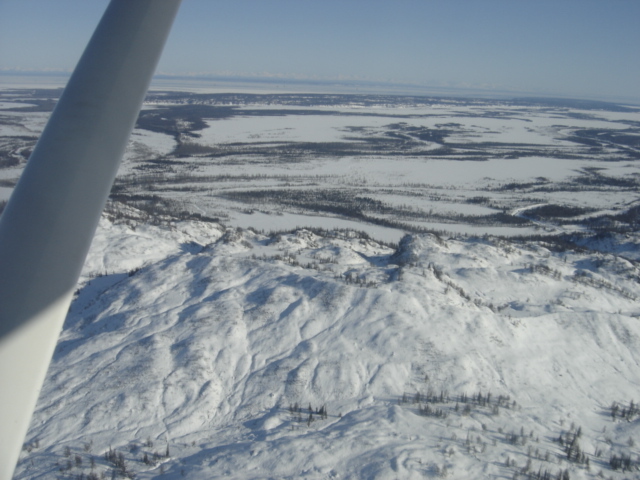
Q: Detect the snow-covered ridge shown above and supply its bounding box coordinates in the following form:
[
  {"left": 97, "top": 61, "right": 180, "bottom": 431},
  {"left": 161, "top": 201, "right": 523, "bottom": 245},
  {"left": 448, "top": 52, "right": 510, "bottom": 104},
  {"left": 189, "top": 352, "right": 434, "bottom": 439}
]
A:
[{"left": 15, "top": 216, "right": 640, "bottom": 479}]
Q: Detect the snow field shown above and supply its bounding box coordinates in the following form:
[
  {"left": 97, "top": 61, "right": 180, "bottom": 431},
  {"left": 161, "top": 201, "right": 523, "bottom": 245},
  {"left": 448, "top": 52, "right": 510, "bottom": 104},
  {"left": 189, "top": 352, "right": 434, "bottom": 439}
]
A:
[
  {"left": 191, "top": 114, "right": 396, "bottom": 146},
  {"left": 191, "top": 104, "right": 632, "bottom": 150},
  {"left": 3, "top": 91, "right": 640, "bottom": 240},
  {"left": 15, "top": 218, "right": 640, "bottom": 479},
  {"left": 3, "top": 90, "right": 640, "bottom": 477}
]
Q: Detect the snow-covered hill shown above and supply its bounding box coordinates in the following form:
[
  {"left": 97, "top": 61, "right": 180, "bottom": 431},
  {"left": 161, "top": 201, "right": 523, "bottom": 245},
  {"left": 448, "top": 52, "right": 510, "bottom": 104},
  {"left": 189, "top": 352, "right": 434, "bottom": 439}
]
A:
[{"left": 14, "top": 216, "right": 640, "bottom": 479}]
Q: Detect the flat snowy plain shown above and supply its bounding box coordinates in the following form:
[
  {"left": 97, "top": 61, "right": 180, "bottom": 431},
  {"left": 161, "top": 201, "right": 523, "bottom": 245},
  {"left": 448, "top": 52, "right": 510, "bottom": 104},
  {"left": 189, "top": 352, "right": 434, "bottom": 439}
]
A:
[{"left": 1, "top": 87, "right": 640, "bottom": 479}]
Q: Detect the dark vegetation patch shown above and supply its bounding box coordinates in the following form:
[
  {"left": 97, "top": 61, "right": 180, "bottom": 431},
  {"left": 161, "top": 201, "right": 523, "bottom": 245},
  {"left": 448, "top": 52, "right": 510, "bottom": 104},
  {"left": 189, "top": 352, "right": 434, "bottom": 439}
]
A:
[
  {"left": 147, "top": 91, "right": 640, "bottom": 113},
  {"left": 573, "top": 172, "right": 640, "bottom": 188},
  {"left": 511, "top": 97, "right": 639, "bottom": 113},
  {"left": 106, "top": 194, "right": 220, "bottom": 225},
  {"left": 607, "top": 204, "right": 640, "bottom": 228},
  {"left": 221, "top": 188, "right": 530, "bottom": 229},
  {"left": 385, "top": 122, "right": 454, "bottom": 143},
  {"left": 172, "top": 142, "right": 220, "bottom": 157},
  {"left": 564, "top": 128, "right": 640, "bottom": 157},
  {"left": 114, "top": 172, "right": 333, "bottom": 188},
  {"left": 525, "top": 205, "right": 597, "bottom": 219},
  {"left": 489, "top": 178, "right": 551, "bottom": 191},
  {"left": 0, "top": 153, "right": 21, "bottom": 168},
  {"left": 175, "top": 138, "right": 454, "bottom": 160},
  {"left": 0, "top": 88, "right": 61, "bottom": 112},
  {"left": 135, "top": 105, "right": 236, "bottom": 139},
  {"left": 485, "top": 170, "right": 640, "bottom": 194},
  {"left": 547, "top": 204, "right": 640, "bottom": 235},
  {"left": 0, "top": 137, "right": 35, "bottom": 168},
  {"left": 145, "top": 91, "right": 462, "bottom": 108}
]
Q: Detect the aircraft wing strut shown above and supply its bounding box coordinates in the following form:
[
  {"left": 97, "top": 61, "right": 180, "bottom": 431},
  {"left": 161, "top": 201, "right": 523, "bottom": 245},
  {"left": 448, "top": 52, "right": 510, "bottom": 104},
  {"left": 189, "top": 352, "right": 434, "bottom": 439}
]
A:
[{"left": 0, "top": 1, "right": 182, "bottom": 477}]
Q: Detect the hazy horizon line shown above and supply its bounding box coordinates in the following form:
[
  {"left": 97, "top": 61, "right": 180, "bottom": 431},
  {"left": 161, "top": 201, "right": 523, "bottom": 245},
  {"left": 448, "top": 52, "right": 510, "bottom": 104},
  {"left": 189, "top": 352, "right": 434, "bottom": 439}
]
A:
[{"left": 1, "top": 70, "right": 638, "bottom": 106}]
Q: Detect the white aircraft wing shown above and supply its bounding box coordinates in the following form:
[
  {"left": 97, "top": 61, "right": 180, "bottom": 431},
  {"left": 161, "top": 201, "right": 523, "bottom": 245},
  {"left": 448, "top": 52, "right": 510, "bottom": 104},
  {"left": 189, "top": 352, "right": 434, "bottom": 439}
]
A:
[{"left": 0, "top": 1, "right": 182, "bottom": 477}]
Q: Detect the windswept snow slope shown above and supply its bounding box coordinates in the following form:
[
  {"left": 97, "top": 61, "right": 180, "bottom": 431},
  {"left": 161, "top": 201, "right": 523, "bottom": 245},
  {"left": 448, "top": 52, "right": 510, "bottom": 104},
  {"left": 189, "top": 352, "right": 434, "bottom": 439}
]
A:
[{"left": 14, "top": 218, "right": 640, "bottom": 479}]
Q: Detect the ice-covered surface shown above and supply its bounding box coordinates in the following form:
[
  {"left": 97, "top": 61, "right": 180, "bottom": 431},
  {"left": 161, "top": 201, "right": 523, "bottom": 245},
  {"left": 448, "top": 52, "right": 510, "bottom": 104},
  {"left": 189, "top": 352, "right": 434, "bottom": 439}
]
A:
[
  {"left": 2, "top": 89, "right": 640, "bottom": 239},
  {"left": 119, "top": 129, "right": 178, "bottom": 173},
  {"left": 193, "top": 114, "right": 398, "bottom": 146},
  {"left": 14, "top": 216, "right": 640, "bottom": 479},
  {"left": 230, "top": 211, "right": 407, "bottom": 244}
]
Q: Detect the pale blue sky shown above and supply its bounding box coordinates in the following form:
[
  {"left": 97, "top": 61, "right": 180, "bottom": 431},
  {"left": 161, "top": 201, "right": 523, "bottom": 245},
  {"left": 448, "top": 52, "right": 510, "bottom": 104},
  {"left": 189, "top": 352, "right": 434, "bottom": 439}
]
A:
[{"left": 1, "top": 0, "right": 639, "bottom": 101}]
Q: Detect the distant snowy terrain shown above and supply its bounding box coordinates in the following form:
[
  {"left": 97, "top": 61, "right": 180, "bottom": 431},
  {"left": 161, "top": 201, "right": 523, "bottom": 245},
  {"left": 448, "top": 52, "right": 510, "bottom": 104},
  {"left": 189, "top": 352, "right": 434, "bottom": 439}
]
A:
[
  {"left": 2, "top": 89, "right": 640, "bottom": 479},
  {"left": 3, "top": 89, "right": 640, "bottom": 239}
]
